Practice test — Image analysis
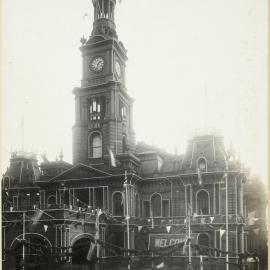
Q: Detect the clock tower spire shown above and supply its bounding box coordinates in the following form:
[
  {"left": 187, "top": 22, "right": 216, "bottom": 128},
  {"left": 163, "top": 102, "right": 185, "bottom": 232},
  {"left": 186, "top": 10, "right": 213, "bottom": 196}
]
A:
[
  {"left": 91, "top": 0, "right": 118, "bottom": 40},
  {"left": 72, "top": 0, "right": 136, "bottom": 166}
]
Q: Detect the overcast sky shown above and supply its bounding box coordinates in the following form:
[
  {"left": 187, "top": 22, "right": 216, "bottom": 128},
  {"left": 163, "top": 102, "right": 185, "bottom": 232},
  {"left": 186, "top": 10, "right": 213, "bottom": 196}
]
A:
[{"left": 1, "top": 0, "right": 268, "bottom": 182}]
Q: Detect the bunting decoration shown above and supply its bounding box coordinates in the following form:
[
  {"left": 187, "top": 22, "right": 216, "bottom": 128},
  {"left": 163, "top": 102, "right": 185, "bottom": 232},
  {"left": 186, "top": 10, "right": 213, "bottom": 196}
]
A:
[
  {"left": 197, "top": 168, "right": 203, "bottom": 186},
  {"left": 86, "top": 241, "right": 97, "bottom": 261},
  {"left": 166, "top": 226, "right": 171, "bottom": 233},
  {"left": 43, "top": 225, "right": 48, "bottom": 232},
  {"left": 108, "top": 148, "right": 117, "bottom": 167},
  {"left": 138, "top": 226, "right": 143, "bottom": 232},
  {"left": 220, "top": 229, "right": 226, "bottom": 237},
  {"left": 210, "top": 216, "right": 214, "bottom": 223},
  {"left": 156, "top": 261, "right": 164, "bottom": 268}
]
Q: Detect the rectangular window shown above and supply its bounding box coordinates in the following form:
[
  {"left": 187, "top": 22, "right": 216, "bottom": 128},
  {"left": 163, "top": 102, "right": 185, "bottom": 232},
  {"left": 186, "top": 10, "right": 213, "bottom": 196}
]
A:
[
  {"left": 12, "top": 196, "right": 18, "bottom": 211},
  {"left": 40, "top": 191, "right": 45, "bottom": 209},
  {"left": 162, "top": 200, "right": 170, "bottom": 217},
  {"left": 95, "top": 187, "right": 104, "bottom": 209},
  {"left": 74, "top": 188, "right": 89, "bottom": 208},
  {"left": 143, "top": 201, "right": 150, "bottom": 217}
]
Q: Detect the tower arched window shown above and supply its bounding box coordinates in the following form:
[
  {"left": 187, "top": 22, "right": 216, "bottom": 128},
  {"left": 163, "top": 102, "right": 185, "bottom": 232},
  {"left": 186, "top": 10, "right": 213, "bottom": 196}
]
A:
[
  {"left": 112, "top": 192, "right": 123, "bottom": 216},
  {"left": 88, "top": 133, "right": 102, "bottom": 158},
  {"left": 197, "top": 190, "right": 210, "bottom": 215},
  {"left": 197, "top": 158, "right": 207, "bottom": 172},
  {"left": 151, "top": 194, "right": 162, "bottom": 217}
]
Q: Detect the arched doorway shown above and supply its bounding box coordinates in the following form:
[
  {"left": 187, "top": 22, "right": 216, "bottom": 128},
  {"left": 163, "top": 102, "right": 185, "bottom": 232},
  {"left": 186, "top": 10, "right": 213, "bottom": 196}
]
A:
[
  {"left": 72, "top": 237, "right": 96, "bottom": 267},
  {"left": 11, "top": 234, "right": 51, "bottom": 270}
]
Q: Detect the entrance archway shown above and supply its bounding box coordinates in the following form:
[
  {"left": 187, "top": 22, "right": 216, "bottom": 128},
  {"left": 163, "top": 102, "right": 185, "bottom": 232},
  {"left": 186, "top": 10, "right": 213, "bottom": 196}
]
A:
[
  {"left": 72, "top": 237, "right": 96, "bottom": 267},
  {"left": 11, "top": 233, "right": 51, "bottom": 270}
]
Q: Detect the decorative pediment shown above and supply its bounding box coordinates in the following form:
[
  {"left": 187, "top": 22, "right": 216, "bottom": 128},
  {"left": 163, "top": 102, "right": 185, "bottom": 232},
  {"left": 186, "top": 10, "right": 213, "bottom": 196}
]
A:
[{"left": 49, "top": 163, "right": 111, "bottom": 182}]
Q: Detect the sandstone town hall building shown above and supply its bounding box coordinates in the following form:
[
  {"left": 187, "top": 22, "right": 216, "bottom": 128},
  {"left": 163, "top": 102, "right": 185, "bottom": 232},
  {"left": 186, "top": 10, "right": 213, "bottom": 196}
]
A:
[{"left": 2, "top": 1, "right": 267, "bottom": 270}]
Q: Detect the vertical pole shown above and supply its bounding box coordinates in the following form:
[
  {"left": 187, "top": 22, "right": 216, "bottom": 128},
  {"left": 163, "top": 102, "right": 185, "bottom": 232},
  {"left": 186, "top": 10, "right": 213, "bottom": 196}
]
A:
[
  {"left": 200, "top": 255, "right": 203, "bottom": 270},
  {"left": 225, "top": 161, "right": 229, "bottom": 270},
  {"left": 188, "top": 206, "right": 191, "bottom": 265},
  {"left": 124, "top": 171, "right": 130, "bottom": 270},
  {"left": 22, "top": 212, "right": 26, "bottom": 270},
  {"left": 96, "top": 211, "right": 101, "bottom": 259}
]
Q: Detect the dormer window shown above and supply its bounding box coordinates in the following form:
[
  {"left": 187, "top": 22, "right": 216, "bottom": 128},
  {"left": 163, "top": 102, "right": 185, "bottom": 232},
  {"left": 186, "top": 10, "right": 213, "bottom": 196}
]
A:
[{"left": 198, "top": 158, "right": 207, "bottom": 172}]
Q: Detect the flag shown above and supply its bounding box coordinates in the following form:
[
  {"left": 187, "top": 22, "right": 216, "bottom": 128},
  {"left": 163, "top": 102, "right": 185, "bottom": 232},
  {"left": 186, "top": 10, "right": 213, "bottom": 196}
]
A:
[
  {"left": 121, "top": 191, "right": 125, "bottom": 205},
  {"left": 44, "top": 225, "right": 48, "bottom": 232},
  {"left": 166, "top": 226, "right": 171, "bottom": 233},
  {"left": 220, "top": 229, "right": 225, "bottom": 237},
  {"left": 210, "top": 216, "right": 214, "bottom": 223},
  {"left": 150, "top": 209, "right": 154, "bottom": 229},
  {"left": 156, "top": 262, "right": 164, "bottom": 269},
  {"left": 108, "top": 148, "right": 116, "bottom": 167},
  {"left": 31, "top": 209, "right": 43, "bottom": 225},
  {"left": 138, "top": 226, "right": 143, "bottom": 232},
  {"left": 197, "top": 168, "right": 203, "bottom": 186},
  {"left": 86, "top": 241, "right": 97, "bottom": 261}
]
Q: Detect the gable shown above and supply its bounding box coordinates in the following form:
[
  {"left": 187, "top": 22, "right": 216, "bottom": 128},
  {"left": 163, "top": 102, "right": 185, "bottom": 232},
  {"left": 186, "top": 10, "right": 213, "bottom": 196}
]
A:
[{"left": 49, "top": 163, "right": 111, "bottom": 182}]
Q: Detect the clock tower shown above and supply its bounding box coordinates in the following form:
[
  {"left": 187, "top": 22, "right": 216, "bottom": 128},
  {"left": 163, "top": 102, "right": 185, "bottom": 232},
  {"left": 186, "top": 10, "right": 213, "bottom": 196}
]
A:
[{"left": 73, "top": 0, "right": 135, "bottom": 165}]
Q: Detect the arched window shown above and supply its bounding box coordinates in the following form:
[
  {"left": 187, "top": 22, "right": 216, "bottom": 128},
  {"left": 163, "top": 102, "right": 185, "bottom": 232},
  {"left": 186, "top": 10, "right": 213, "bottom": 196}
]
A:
[
  {"left": 198, "top": 233, "right": 210, "bottom": 255},
  {"left": 47, "top": 195, "right": 56, "bottom": 207},
  {"left": 197, "top": 158, "right": 207, "bottom": 172},
  {"left": 88, "top": 133, "right": 102, "bottom": 158},
  {"left": 197, "top": 190, "right": 209, "bottom": 215},
  {"left": 112, "top": 192, "right": 123, "bottom": 216},
  {"left": 151, "top": 194, "right": 162, "bottom": 217}
]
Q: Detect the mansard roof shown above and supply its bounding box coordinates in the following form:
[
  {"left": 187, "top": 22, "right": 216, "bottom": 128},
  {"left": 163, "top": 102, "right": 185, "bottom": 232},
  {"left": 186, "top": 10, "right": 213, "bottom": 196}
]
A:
[{"left": 180, "top": 132, "right": 227, "bottom": 173}]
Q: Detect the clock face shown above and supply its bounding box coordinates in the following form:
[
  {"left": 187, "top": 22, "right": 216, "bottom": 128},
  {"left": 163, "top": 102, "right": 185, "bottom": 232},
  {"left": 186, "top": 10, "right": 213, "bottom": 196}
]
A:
[
  {"left": 90, "top": 56, "right": 105, "bottom": 72},
  {"left": 115, "top": 60, "right": 121, "bottom": 78}
]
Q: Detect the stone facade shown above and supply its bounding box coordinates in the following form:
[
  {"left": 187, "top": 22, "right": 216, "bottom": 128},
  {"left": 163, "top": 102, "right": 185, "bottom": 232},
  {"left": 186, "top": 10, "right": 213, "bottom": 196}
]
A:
[{"left": 2, "top": 1, "right": 267, "bottom": 270}]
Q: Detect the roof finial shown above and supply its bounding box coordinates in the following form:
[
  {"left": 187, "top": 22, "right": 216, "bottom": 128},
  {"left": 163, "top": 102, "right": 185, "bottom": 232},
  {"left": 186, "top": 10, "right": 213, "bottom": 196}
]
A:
[{"left": 59, "top": 149, "right": 64, "bottom": 161}]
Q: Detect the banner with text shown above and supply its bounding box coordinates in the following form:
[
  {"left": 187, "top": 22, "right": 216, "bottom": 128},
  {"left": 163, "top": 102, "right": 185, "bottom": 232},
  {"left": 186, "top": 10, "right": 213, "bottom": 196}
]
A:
[{"left": 148, "top": 233, "right": 198, "bottom": 250}]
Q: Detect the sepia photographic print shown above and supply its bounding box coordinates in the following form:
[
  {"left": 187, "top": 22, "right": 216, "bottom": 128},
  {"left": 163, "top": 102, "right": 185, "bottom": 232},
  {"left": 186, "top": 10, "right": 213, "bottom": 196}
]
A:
[{"left": 1, "top": 0, "right": 268, "bottom": 269}]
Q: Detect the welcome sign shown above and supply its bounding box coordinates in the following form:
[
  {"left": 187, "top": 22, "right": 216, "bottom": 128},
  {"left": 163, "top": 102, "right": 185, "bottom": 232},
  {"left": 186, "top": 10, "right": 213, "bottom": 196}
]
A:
[{"left": 148, "top": 234, "right": 198, "bottom": 249}]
